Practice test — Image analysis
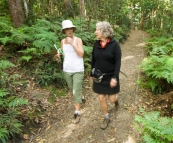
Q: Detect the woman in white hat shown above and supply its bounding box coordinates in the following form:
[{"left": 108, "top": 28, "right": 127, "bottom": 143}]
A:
[{"left": 55, "top": 20, "right": 85, "bottom": 124}]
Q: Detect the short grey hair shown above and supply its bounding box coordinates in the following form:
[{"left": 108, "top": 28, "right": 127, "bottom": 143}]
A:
[{"left": 96, "top": 21, "right": 114, "bottom": 38}]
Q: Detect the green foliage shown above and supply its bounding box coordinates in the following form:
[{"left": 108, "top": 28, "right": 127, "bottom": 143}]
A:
[
  {"left": 139, "top": 37, "right": 173, "bottom": 94},
  {"left": 18, "top": 48, "right": 37, "bottom": 62},
  {"left": 0, "top": 18, "right": 60, "bottom": 58},
  {"left": 135, "top": 108, "right": 173, "bottom": 143},
  {"left": 33, "top": 57, "right": 66, "bottom": 87},
  {"left": 8, "top": 97, "right": 29, "bottom": 107},
  {"left": 140, "top": 56, "right": 173, "bottom": 83},
  {"left": 0, "top": 89, "right": 28, "bottom": 143},
  {"left": 0, "top": 128, "right": 8, "bottom": 143},
  {"left": 0, "top": 59, "right": 29, "bottom": 142},
  {"left": 83, "top": 45, "right": 92, "bottom": 77},
  {"left": 145, "top": 37, "right": 173, "bottom": 55},
  {"left": 0, "top": 60, "right": 15, "bottom": 70},
  {"left": 0, "top": 17, "right": 13, "bottom": 38},
  {"left": 0, "top": 60, "right": 16, "bottom": 87},
  {"left": 18, "top": 55, "right": 32, "bottom": 62}
]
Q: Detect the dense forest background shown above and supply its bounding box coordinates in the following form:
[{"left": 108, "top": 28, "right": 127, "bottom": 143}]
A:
[{"left": 0, "top": 0, "right": 173, "bottom": 143}]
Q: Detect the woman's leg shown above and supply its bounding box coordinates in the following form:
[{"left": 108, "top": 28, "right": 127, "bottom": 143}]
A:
[
  {"left": 63, "top": 72, "right": 73, "bottom": 94},
  {"left": 72, "top": 72, "right": 84, "bottom": 123},
  {"left": 108, "top": 94, "right": 118, "bottom": 103},
  {"left": 98, "top": 94, "right": 110, "bottom": 130},
  {"left": 108, "top": 94, "right": 119, "bottom": 109},
  {"left": 73, "top": 72, "right": 84, "bottom": 104},
  {"left": 98, "top": 94, "right": 108, "bottom": 115}
]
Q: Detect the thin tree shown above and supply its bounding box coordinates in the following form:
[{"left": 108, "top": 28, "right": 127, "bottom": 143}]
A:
[
  {"left": 8, "top": 0, "right": 24, "bottom": 28},
  {"left": 64, "top": 0, "right": 74, "bottom": 18},
  {"left": 79, "top": 0, "right": 86, "bottom": 18}
]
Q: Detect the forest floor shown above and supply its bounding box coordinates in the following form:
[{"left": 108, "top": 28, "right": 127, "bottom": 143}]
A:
[{"left": 4, "top": 30, "right": 173, "bottom": 143}]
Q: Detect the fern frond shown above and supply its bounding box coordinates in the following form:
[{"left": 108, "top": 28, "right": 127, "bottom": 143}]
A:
[
  {"left": 0, "top": 128, "right": 8, "bottom": 143},
  {"left": 143, "top": 133, "right": 161, "bottom": 143},
  {"left": 135, "top": 108, "right": 173, "bottom": 143},
  {"left": 10, "top": 29, "right": 33, "bottom": 45},
  {"left": 160, "top": 117, "right": 173, "bottom": 137},
  {"left": 25, "top": 47, "right": 37, "bottom": 54},
  {"left": 0, "top": 17, "right": 13, "bottom": 31},
  {"left": 8, "top": 98, "right": 28, "bottom": 107},
  {"left": 0, "top": 36, "right": 10, "bottom": 45},
  {"left": 18, "top": 56, "right": 32, "bottom": 62},
  {"left": 140, "top": 55, "right": 173, "bottom": 85},
  {"left": 0, "top": 89, "right": 9, "bottom": 97},
  {"left": 35, "top": 19, "right": 52, "bottom": 27},
  {"left": 8, "top": 121, "right": 22, "bottom": 136},
  {"left": 18, "top": 47, "right": 39, "bottom": 58},
  {"left": 0, "top": 60, "right": 15, "bottom": 70}
]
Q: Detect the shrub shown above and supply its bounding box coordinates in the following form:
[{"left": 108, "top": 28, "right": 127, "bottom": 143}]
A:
[
  {"left": 0, "top": 60, "right": 28, "bottom": 143},
  {"left": 135, "top": 108, "right": 173, "bottom": 143},
  {"left": 139, "top": 37, "right": 173, "bottom": 94}
]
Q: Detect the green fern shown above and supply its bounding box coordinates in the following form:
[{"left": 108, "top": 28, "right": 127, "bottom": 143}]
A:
[
  {"left": 0, "top": 36, "right": 10, "bottom": 45},
  {"left": 0, "top": 128, "right": 8, "bottom": 143},
  {"left": 0, "top": 60, "right": 15, "bottom": 70},
  {"left": 83, "top": 45, "right": 92, "bottom": 76},
  {"left": 139, "top": 54, "right": 173, "bottom": 93},
  {"left": 0, "top": 17, "right": 13, "bottom": 41},
  {"left": 0, "top": 89, "right": 9, "bottom": 97},
  {"left": 0, "top": 111, "right": 23, "bottom": 141},
  {"left": 135, "top": 108, "right": 173, "bottom": 143},
  {"left": 32, "top": 30, "right": 57, "bottom": 53},
  {"left": 9, "top": 28, "right": 33, "bottom": 45},
  {"left": 18, "top": 55, "right": 32, "bottom": 62},
  {"left": 142, "top": 56, "right": 173, "bottom": 84},
  {"left": 0, "top": 88, "right": 28, "bottom": 142},
  {"left": 8, "top": 97, "right": 29, "bottom": 107}
]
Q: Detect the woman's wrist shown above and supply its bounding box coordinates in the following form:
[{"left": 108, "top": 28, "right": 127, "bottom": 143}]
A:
[{"left": 112, "top": 77, "right": 117, "bottom": 81}]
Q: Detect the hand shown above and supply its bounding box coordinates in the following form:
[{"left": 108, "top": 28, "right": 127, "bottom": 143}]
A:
[
  {"left": 110, "top": 78, "right": 117, "bottom": 88},
  {"left": 66, "top": 37, "right": 73, "bottom": 45},
  {"left": 54, "top": 53, "right": 61, "bottom": 59}
]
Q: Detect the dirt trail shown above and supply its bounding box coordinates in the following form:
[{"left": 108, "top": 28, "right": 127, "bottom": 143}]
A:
[{"left": 29, "top": 30, "right": 150, "bottom": 143}]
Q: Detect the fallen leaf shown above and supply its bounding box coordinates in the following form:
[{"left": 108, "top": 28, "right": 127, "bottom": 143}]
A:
[
  {"left": 23, "top": 134, "right": 29, "bottom": 140},
  {"left": 108, "top": 138, "right": 115, "bottom": 142},
  {"left": 88, "top": 134, "right": 92, "bottom": 138},
  {"left": 46, "top": 125, "right": 50, "bottom": 130}
]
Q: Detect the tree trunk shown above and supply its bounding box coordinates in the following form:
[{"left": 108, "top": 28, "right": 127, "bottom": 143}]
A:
[
  {"left": 151, "top": 8, "right": 154, "bottom": 30},
  {"left": 23, "top": 0, "right": 29, "bottom": 18},
  {"left": 64, "top": 0, "right": 74, "bottom": 18},
  {"left": 139, "top": 12, "right": 144, "bottom": 30},
  {"left": 8, "top": 0, "right": 24, "bottom": 28},
  {"left": 49, "top": 0, "right": 54, "bottom": 16},
  {"left": 79, "top": 0, "right": 86, "bottom": 18}
]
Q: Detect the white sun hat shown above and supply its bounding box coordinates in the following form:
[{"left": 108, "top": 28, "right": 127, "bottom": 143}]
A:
[{"left": 61, "top": 20, "right": 76, "bottom": 33}]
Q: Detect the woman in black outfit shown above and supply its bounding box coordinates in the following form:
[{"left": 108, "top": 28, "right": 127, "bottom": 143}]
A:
[{"left": 90, "top": 21, "right": 121, "bottom": 130}]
